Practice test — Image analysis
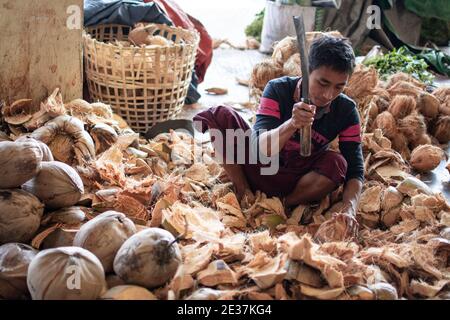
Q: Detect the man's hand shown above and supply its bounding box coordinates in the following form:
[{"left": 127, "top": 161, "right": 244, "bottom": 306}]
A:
[{"left": 289, "top": 101, "right": 316, "bottom": 129}]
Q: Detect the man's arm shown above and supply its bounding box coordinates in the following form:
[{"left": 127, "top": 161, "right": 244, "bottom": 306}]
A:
[
  {"left": 341, "top": 178, "right": 363, "bottom": 217},
  {"left": 257, "top": 102, "right": 316, "bottom": 157}
]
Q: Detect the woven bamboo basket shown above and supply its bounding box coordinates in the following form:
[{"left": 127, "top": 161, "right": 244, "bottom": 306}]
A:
[{"left": 83, "top": 24, "right": 199, "bottom": 132}]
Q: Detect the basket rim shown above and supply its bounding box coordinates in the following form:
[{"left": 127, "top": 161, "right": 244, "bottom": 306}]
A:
[{"left": 83, "top": 23, "right": 200, "bottom": 50}]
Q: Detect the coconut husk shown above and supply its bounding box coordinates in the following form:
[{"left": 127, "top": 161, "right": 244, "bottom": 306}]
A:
[
  {"left": 248, "top": 230, "right": 277, "bottom": 253},
  {"left": 1, "top": 99, "right": 35, "bottom": 125},
  {"left": 181, "top": 242, "right": 216, "bottom": 275},
  {"left": 432, "top": 87, "right": 450, "bottom": 109},
  {"left": 410, "top": 279, "right": 449, "bottom": 298},
  {"left": 197, "top": 260, "right": 238, "bottom": 287},
  {"left": 30, "top": 115, "right": 95, "bottom": 166},
  {"left": 243, "top": 252, "right": 287, "bottom": 289},
  {"left": 387, "top": 95, "right": 416, "bottom": 119},
  {"left": 410, "top": 144, "right": 444, "bottom": 172},
  {"left": 249, "top": 60, "right": 284, "bottom": 91},
  {"left": 288, "top": 235, "right": 346, "bottom": 288},
  {"left": 359, "top": 185, "right": 384, "bottom": 213},
  {"left": 432, "top": 116, "right": 450, "bottom": 144}
]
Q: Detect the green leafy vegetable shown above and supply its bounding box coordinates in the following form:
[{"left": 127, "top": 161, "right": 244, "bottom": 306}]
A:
[
  {"left": 245, "top": 9, "right": 265, "bottom": 42},
  {"left": 364, "top": 46, "right": 434, "bottom": 84}
]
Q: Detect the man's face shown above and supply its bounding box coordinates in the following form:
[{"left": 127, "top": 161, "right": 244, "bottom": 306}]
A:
[{"left": 308, "top": 66, "right": 350, "bottom": 108}]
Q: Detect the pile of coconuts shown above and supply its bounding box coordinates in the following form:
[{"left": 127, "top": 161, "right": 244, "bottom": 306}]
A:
[
  {"left": 0, "top": 139, "right": 182, "bottom": 300},
  {"left": 344, "top": 67, "right": 449, "bottom": 173}
]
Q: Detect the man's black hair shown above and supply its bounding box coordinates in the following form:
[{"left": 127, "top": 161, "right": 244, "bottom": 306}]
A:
[{"left": 308, "top": 36, "right": 355, "bottom": 75}]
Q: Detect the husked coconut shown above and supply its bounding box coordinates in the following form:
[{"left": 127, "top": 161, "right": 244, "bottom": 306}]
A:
[
  {"left": 30, "top": 115, "right": 95, "bottom": 166},
  {"left": 73, "top": 211, "right": 137, "bottom": 273},
  {"left": 113, "top": 228, "right": 182, "bottom": 288},
  {"left": 27, "top": 247, "right": 106, "bottom": 300},
  {"left": 410, "top": 144, "right": 444, "bottom": 172},
  {"left": 90, "top": 123, "right": 118, "bottom": 154},
  {"left": 101, "top": 285, "right": 157, "bottom": 300},
  {"left": 387, "top": 81, "right": 423, "bottom": 98},
  {"left": 41, "top": 206, "right": 86, "bottom": 226},
  {"left": 0, "top": 243, "right": 38, "bottom": 299},
  {"left": 15, "top": 137, "right": 54, "bottom": 161},
  {"left": 432, "top": 116, "right": 450, "bottom": 144},
  {"left": 386, "top": 72, "right": 426, "bottom": 90},
  {"left": 22, "top": 161, "right": 84, "bottom": 209},
  {"left": 417, "top": 92, "right": 439, "bottom": 119},
  {"left": 249, "top": 60, "right": 284, "bottom": 91},
  {"left": 0, "top": 141, "right": 42, "bottom": 188},
  {"left": 0, "top": 189, "right": 44, "bottom": 244},
  {"left": 1, "top": 99, "right": 34, "bottom": 125},
  {"left": 374, "top": 112, "right": 397, "bottom": 139},
  {"left": 387, "top": 95, "right": 415, "bottom": 119}
]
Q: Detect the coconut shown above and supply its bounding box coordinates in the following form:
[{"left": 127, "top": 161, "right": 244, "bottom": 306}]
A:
[
  {"left": 90, "top": 123, "right": 118, "bottom": 154},
  {"left": 0, "top": 189, "right": 44, "bottom": 244},
  {"left": 398, "top": 112, "right": 427, "bottom": 145},
  {"left": 14, "top": 137, "right": 54, "bottom": 161},
  {"left": 0, "top": 243, "right": 38, "bottom": 299},
  {"left": 22, "top": 161, "right": 84, "bottom": 209},
  {"left": 386, "top": 72, "right": 426, "bottom": 90},
  {"left": 432, "top": 116, "right": 450, "bottom": 144},
  {"left": 387, "top": 95, "right": 416, "bottom": 119},
  {"left": 387, "top": 81, "right": 423, "bottom": 98},
  {"left": 432, "top": 87, "right": 450, "bottom": 108},
  {"left": 410, "top": 133, "right": 432, "bottom": 150},
  {"left": 30, "top": 115, "right": 95, "bottom": 166},
  {"left": 249, "top": 60, "right": 284, "bottom": 91},
  {"left": 1, "top": 99, "right": 34, "bottom": 125},
  {"left": 283, "top": 53, "right": 301, "bottom": 77},
  {"left": 344, "top": 65, "right": 378, "bottom": 101},
  {"left": 390, "top": 133, "right": 410, "bottom": 159},
  {"left": 0, "top": 141, "right": 42, "bottom": 188},
  {"left": 27, "top": 246, "right": 106, "bottom": 300},
  {"left": 41, "top": 207, "right": 86, "bottom": 226},
  {"left": 113, "top": 228, "right": 182, "bottom": 289},
  {"left": 417, "top": 92, "right": 439, "bottom": 119},
  {"left": 73, "top": 211, "right": 137, "bottom": 273},
  {"left": 101, "top": 285, "right": 157, "bottom": 300},
  {"left": 373, "top": 111, "right": 397, "bottom": 139},
  {"left": 272, "top": 36, "right": 297, "bottom": 66},
  {"left": 410, "top": 144, "right": 444, "bottom": 172}
]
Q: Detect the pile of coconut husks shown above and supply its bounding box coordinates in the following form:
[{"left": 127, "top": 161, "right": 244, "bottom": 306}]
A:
[{"left": 1, "top": 63, "right": 450, "bottom": 300}]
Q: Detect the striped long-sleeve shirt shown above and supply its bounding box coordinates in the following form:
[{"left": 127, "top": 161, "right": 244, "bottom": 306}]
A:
[{"left": 252, "top": 76, "right": 364, "bottom": 182}]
